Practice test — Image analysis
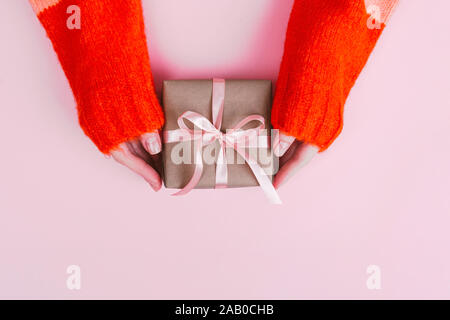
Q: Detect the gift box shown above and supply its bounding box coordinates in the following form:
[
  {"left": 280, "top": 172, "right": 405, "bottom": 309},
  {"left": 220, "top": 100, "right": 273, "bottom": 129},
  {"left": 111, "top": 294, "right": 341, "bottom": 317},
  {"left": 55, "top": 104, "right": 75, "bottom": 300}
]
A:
[{"left": 162, "top": 79, "right": 280, "bottom": 202}]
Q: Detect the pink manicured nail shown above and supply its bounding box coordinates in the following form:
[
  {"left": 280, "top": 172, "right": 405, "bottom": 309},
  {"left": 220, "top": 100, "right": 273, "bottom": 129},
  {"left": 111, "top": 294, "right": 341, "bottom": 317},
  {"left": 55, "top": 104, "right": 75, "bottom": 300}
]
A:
[
  {"left": 276, "top": 140, "right": 291, "bottom": 157},
  {"left": 146, "top": 132, "right": 162, "bottom": 155},
  {"left": 273, "top": 132, "right": 295, "bottom": 157}
]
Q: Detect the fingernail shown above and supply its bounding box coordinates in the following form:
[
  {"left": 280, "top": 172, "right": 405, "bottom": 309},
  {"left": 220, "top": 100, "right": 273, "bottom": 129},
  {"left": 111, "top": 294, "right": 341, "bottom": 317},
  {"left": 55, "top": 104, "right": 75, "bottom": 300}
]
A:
[
  {"left": 276, "top": 141, "right": 291, "bottom": 157},
  {"left": 146, "top": 132, "right": 162, "bottom": 155},
  {"left": 273, "top": 132, "right": 295, "bottom": 157}
]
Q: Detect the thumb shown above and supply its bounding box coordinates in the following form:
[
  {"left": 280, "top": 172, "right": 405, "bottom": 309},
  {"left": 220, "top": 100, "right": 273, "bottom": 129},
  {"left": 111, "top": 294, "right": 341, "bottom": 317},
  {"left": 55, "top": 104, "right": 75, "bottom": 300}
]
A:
[
  {"left": 141, "top": 131, "right": 162, "bottom": 155},
  {"left": 111, "top": 144, "right": 162, "bottom": 191},
  {"left": 273, "top": 143, "right": 319, "bottom": 189}
]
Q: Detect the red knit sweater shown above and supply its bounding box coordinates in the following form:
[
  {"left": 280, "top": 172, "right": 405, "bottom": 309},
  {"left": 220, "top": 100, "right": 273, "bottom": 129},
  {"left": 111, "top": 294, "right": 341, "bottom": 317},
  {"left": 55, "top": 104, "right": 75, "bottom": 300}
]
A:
[{"left": 30, "top": 0, "right": 398, "bottom": 154}]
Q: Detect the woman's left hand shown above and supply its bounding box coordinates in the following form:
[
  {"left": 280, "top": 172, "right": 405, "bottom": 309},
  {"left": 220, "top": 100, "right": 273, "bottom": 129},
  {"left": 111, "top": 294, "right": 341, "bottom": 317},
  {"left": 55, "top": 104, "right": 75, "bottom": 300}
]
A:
[{"left": 110, "top": 131, "right": 163, "bottom": 192}]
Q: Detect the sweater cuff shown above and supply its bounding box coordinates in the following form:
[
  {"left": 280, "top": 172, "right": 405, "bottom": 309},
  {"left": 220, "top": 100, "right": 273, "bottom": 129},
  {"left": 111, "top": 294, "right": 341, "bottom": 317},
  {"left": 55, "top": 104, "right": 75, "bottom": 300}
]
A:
[
  {"left": 271, "top": 0, "right": 388, "bottom": 152},
  {"left": 33, "top": 0, "right": 164, "bottom": 154}
]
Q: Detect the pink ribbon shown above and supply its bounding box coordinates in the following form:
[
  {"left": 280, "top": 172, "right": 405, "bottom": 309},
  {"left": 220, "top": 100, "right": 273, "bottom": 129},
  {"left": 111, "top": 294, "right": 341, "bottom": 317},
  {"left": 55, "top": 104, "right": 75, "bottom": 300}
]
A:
[{"left": 164, "top": 78, "right": 281, "bottom": 204}]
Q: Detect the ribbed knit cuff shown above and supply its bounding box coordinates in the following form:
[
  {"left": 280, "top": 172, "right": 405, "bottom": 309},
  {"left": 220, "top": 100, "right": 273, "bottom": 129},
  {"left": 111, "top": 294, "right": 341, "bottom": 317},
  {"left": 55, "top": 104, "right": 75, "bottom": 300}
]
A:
[
  {"left": 33, "top": 0, "right": 164, "bottom": 153},
  {"left": 272, "top": 0, "right": 394, "bottom": 152}
]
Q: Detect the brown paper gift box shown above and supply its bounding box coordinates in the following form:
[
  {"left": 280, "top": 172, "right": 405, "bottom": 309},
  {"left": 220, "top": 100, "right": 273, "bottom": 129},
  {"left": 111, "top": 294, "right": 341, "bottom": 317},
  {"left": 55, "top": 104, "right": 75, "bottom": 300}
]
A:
[{"left": 162, "top": 79, "right": 274, "bottom": 189}]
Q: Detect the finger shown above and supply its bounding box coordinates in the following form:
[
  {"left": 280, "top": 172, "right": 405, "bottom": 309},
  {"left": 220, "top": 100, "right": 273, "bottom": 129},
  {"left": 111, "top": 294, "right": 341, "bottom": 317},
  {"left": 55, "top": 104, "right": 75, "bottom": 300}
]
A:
[
  {"left": 135, "top": 135, "right": 163, "bottom": 177},
  {"left": 148, "top": 151, "right": 163, "bottom": 178},
  {"left": 128, "top": 139, "right": 153, "bottom": 163},
  {"left": 141, "top": 131, "right": 162, "bottom": 155},
  {"left": 279, "top": 140, "right": 301, "bottom": 168},
  {"left": 273, "top": 143, "right": 319, "bottom": 189},
  {"left": 111, "top": 144, "right": 162, "bottom": 191}
]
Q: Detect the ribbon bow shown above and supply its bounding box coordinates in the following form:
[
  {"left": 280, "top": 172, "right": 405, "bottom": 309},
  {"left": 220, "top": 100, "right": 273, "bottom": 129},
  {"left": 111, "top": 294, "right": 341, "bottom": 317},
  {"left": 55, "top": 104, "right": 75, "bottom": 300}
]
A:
[{"left": 164, "top": 79, "right": 281, "bottom": 204}]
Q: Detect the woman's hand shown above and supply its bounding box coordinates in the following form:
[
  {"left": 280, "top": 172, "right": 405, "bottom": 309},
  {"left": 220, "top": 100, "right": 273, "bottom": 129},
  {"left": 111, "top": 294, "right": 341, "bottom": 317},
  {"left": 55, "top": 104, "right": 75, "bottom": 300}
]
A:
[
  {"left": 109, "top": 131, "right": 318, "bottom": 192},
  {"left": 273, "top": 133, "right": 319, "bottom": 189},
  {"left": 110, "top": 131, "right": 163, "bottom": 191}
]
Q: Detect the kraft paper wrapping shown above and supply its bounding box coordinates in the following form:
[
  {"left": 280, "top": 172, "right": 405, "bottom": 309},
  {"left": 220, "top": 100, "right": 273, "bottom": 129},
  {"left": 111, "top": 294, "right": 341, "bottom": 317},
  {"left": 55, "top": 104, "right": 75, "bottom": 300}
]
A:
[{"left": 162, "top": 79, "right": 274, "bottom": 189}]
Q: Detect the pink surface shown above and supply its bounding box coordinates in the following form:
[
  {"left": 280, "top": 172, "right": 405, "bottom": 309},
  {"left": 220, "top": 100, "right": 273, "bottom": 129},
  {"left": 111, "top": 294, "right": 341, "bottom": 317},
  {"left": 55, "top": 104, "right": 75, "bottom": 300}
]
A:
[{"left": 0, "top": 0, "right": 449, "bottom": 299}]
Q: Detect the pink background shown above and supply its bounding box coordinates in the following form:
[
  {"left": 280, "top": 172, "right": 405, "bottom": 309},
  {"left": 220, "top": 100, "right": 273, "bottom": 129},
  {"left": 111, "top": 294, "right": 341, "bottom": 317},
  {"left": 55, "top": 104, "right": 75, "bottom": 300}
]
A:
[{"left": 0, "top": 0, "right": 449, "bottom": 299}]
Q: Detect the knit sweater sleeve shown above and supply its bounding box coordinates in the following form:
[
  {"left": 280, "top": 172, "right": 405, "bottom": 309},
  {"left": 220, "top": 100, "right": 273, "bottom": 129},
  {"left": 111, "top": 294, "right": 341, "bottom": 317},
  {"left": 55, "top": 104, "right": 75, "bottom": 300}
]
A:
[
  {"left": 30, "top": 0, "right": 164, "bottom": 154},
  {"left": 272, "top": 0, "right": 398, "bottom": 152}
]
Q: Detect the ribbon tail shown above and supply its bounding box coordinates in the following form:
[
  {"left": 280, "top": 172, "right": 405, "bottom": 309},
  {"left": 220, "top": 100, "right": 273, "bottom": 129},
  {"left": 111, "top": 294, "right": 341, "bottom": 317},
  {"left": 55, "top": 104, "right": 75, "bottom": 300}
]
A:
[
  {"left": 172, "top": 137, "right": 204, "bottom": 196},
  {"left": 234, "top": 147, "right": 282, "bottom": 205},
  {"left": 215, "top": 142, "right": 228, "bottom": 189}
]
